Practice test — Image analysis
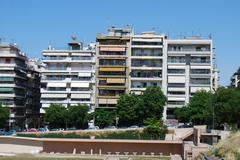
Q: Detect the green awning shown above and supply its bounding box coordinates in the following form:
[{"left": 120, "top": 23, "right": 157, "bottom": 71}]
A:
[
  {"left": 0, "top": 77, "right": 14, "bottom": 81},
  {"left": 0, "top": 88, "right": 14, "bottom": 92}
]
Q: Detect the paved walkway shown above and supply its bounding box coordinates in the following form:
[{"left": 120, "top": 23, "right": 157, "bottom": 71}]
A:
[
  {"left": 0, "top": 144, "right": 42, "bottom": 154},
  {"left": 171, "top": 154, "right": 182, "bottom": 160}
]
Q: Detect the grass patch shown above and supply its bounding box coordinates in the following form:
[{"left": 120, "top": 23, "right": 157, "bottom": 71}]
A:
[{"left": 17, "top": 130, "right": 165, "bottom": 140}]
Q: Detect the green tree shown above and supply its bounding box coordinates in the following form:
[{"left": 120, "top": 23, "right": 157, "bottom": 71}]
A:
[
  {"left": 116, "top": 94, "right": 139, "bottom": 127},
  {"left": 67, "top": 104, "right": 89, "bottom": 129},
  {"left": 45, "top": 104, "right": 67, "bottom": 129},
  {"left": 143, "top": 118, "right": 166, "bottom": 140},
  {"left": 0, "top": 104, "right": 9, "bottom": 128},
  {"left": 174, "top": 90, "right": 213, "bottom": 126},
  {"left": 139, "top": 86, "right": 167, "bottom": 122},
  {"left": 94, "top": 108, "right": 115, "bottom": 128},
  {"left": 213, "top": 87, "right": 240, "bottom": 128}
]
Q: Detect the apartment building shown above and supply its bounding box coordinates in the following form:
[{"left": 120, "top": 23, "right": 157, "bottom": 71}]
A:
[
  {"left": 0, "top": 43, "right": 27, "bottom": 128},
  {"left": 230, "top": 67, "right": 240, "bottom": 87},
  {"left": 95, "top": 28, "right": 132, "bottom": 108},
  {"left": 165, "top": 37, "right": 218, "bottom": 119},
  {"left": 129, "top": 32, "right": 165, "bottom": 95},
  {"left": 95, "top": 27, "right": 218, "bottom": 119},
  {"left": 26, "top": 59, "right": 42, "bottom": 128},
  {"left": 41, "top": 38, "right": 95, "bottom": 111}
]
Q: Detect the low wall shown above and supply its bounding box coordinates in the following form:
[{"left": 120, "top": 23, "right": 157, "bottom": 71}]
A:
[
  {"left": 0, "top": 136, "right": 184, "bottom": 156},
  {"left": 42, "top": 139, "right": 183, "bottom": 156}
]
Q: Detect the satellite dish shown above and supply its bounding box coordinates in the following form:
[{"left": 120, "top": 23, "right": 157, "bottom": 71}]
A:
[{"left": 71, "top": 35, "right": 77, "bottom": 41}]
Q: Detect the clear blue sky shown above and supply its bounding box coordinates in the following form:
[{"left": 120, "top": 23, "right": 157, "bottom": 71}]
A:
[{"left": 0, "top": 0, "right": 239, "bottom": 86}]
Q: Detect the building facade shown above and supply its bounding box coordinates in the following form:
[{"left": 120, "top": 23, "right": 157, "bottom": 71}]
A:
[
  {"left": 95, "top": 27, "right": 218, "bottom": 119},
  {"left": 129, "top": 32, "right": 165, "bottom": 95},
  {"left": 164, "top": 37, "right": 218, "bottom": 119},
  {"left": 95, "top": 28, "right": 132, "bottom": 108},
  {"left": 231, "top": 67, "right": 240, "bottom": 87},
  {"left": 26, "top": 59, "right": 42, "bottom": 128},
  {"left": 41, "top": 39, "right": 95, "bottom": 111},
  {"left": 0, "top": 43, "right": 28, "bottom": 128}
]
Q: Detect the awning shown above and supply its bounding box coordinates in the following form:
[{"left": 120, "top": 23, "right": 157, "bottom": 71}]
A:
[
  {"left": 168, "top": 76, "right": 186, "bottom": 83},
  {"left": 190, "top": 66, "right": 211, "bottom": 69},
  {"left": 0, "top": 77, "right": 14, "bottom": 81},
  {"left": 78, "top": 72, "right": 92, "bottom": 77},
  {"left": 71, "top": 82, "right": 89, "bottom": 88},
  {"left": 107, "top": 78, "right": 125, "bottom": 84},
  {"left": 71, "top": 53, "right": 91, "bottom": 56},
  {"left": 99, "top": 67, "right": 125, "bottom": 72},
  {"left": 47, "top": 83, "right": 66, "bottom": 87},
  {"left": 41, "top": 94, "right": 68, "bottom": 98},
  {"left": 71, "top": 94, "right": 91, "bottom": 99},
  {"left": 168, "top": 65, "right": 186, "bottom": 69},
  {"left": 98, "top": 98, "right": 117, "bottom": 104},
  {"left": 0, "top": 87, "right": 14, "bottom": 92},
  {"left": 100, "top": 47, "right": 125, "bottom": 52},
  {"left": 168, "top": 97, "right": 186, "bottom": 101},
  {"left": 42, "top": 52, "right": 69, "bottom": 56}
]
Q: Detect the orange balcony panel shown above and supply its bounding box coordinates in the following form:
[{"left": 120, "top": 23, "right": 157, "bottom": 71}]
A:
[{"left": 100, "top": 47, "right": 126, "bottom": 52}]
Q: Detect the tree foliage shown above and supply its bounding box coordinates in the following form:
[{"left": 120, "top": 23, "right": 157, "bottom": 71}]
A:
[
  {"left": 140, "top": 86, "right": 167, "bottom": 120},
  {"left": 67, "top": 104, "right": 89, "bottom": 129},
  {"left": 45, "top": 104, "right": 67, "bottom": 129},
  {"left": 174, "top": 87, "right": 240, "bottom": 129},
  {"left": 45, "top": 104, "right": 90, "bottom": 129},
  {"left": 213, "top": 87, "right": 240, "bottom": 128},
  {"left": 0, "top": 104, "right": 10, "bottom": 128},
  {"left": 94, "top": 108, "right": 115, "bottom": 128},
  {"left": 116, "top": 86, "right": 167, "bottom": 127},
  {"left": 174, "top": 91, "right": 213, "bottom": 125},
  {"left": 143, "top": 118, "right": 167, "bottom": 140},
  {"left": 116, "top": 94, "right": 139, "bottom": 127}
]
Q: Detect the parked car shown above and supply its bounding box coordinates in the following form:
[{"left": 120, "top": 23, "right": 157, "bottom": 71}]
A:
[
  {"left": 87, "top": 126, "right": 99, "bottom": 130},
  {"left": 129, "top": 125, "right": 139, "bottom": 129},
  {"left": 0, "top": 129, "right": 6, "bottom": 135},
  {"left": 104, "top": 126, "right": 117, "bottom": 130},
  {"left": 28, "top": 128, "right": 38, "bottom": 132},
  {"left": 50, "top": 128, "right": 65, "bottom": 131},
  {"left": 66, "top": 127, "right": 76, "bottom": 131},
  {"left": 5, "top": 129, "right": 16, "bottom": 136},
  {"left": 38, "top": 128, "right": 48, "bottom": 132}
]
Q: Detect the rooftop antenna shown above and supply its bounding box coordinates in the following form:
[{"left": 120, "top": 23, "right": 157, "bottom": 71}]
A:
[
  {"left": 209, "top": 33, "right": 212, "bottom": 39},
  {"left": 198, "top": 29, "right": 202, "bottom": 37}
]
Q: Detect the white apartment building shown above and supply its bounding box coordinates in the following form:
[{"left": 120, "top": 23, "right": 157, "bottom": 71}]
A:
[
  {"left": 41, "top": 39, "right": 95, "bottom": 111},
  {"left": 165, "top": 37, "right": 218, "bottom": 119},
  {"left": 129, "top": 32, "right": 165, "bottom": 95}
]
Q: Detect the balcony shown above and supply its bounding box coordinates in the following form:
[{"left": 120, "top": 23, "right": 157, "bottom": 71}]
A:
[
  {"left": 71, "top": 56, "right": 93, "bottom": 63},
  {"left": 168, "top": 45, "right": 211, "bottom": 54},
  {"left": 190, "top": 78, "right": 211, "bottom": 85},
  {"left": 131, "top": 60, "right": 162, "bottom": 69},
  {"left": 131, "top": 48, "right": 163, "bottom": 57},
  {"left": 99, "top": 59, "right": 126, "bottom": 67},
  {"left": 131, "top": 81, "right": 161, "bottom": 89},
  {"left": 43, "top": 56, "right": 70, "bottom": 63},
  {"left": 131, "top": 70, "right": 162, "bottom": 80}
]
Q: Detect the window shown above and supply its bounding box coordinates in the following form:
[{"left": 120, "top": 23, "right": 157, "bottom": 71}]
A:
[{"left": 5, "top": 58, "right": 11, "bottom": 64}]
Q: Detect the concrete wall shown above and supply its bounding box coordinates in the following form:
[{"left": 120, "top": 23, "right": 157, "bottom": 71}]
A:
[{"left": 42, "top": 139, "right": 183, "bottom": 156}]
